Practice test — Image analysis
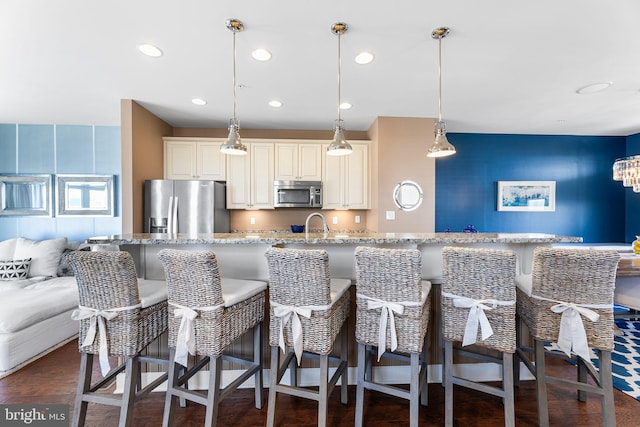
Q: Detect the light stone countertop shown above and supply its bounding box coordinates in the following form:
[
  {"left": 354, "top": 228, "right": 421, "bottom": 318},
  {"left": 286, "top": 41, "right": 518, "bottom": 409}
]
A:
[{"left": 86, "top": 232, "right": 583, "bottom": 246}]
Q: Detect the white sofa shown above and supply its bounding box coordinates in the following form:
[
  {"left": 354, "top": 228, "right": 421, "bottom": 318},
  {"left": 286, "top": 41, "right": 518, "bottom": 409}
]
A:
[{"left": 0, "top": 237, "right": 81, "bottom": 378}]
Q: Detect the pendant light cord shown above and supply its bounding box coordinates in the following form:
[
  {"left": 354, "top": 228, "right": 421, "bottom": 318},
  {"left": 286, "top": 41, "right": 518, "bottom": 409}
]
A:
[
  {"left": 437, "top": 36, "right": 442, "bottom": 123},
  {"left": 337, "top": 31, "right": 342, "bottom": 122},
  {"left": 232, "top": 29, "right": 237, "bottom": 123}
]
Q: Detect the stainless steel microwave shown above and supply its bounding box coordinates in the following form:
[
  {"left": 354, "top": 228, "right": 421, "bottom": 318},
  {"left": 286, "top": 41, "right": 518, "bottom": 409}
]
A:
[{"left": 273, "top": 181, "right": 322, "bottom": 208}]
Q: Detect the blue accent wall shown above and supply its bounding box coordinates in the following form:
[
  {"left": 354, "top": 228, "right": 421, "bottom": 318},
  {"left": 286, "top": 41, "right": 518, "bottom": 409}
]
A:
[
  {"left": 625, "top": 133, "right": 640, "bottom": 242},
  {"left": 0, "top": 124, "right": 121, "bottom": 242},
  {"left": 435, "top": 133, "right": 627, "bottom": 243}
]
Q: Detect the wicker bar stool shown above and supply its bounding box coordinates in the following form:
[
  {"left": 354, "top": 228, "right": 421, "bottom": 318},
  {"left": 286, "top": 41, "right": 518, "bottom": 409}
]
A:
[
  {"left": 157, "top": 249, "right": 267, "bottom": 427},
  {"left": 67, "top": 251, "right": 169, "bottom": 427},
  {"left": 441, "top": 247, "right": 517, "bottom": 427},
  {"left": 264, "top": 247, "right": 350, "bottom": 427},
  {"left": 515, "top": 247, "right": 620, "bottom": 427},
  {"left": 353, "top": 246, "right": 431, "bottom": 427}
]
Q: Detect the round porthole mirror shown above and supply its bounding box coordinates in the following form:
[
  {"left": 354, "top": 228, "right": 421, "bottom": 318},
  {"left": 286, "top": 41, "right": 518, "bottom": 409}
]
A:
[{"left": 393, "top": 180, "right": 424, "bottom": 211}]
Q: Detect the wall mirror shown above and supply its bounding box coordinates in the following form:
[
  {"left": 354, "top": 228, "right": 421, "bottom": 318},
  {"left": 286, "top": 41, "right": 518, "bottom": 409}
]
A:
[
  {"left": 393, "top": 180, "right": 424, "bottom": 211},
  {"left": 56, "top": 174, "right": 114, "bottom": 216},
  {"left": 0, "top": 174, "right": 53, "bottom": 216}
]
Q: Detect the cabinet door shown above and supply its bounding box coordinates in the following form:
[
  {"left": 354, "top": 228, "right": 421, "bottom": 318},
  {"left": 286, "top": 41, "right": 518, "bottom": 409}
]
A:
[
  {"left": 274, "top": 143, "right": 298, "bottom": 181},
  {"left": 226, "top": 153, "right": 250, "bottom": 209},
  {"left": 322, "top": 144, "right": 346, "bottom": 209},
  {"left": 197, "top": 142, "right": 226, "bottom": 180},
  {"left": 298, "top": 144, "right": 322, "bottom": 181},
  {"left": 345, "top": 143, "right": 369, "bottom": 209},
  {"left": 250, "top": 143, "right": 275, "bottom": 209},
  {"left": 165, "top": 141, "right": 196, "bottom": 179}
]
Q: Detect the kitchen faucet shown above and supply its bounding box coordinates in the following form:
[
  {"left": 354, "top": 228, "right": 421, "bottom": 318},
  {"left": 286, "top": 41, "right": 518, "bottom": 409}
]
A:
[{"left": 305, "top": 212, "right": 329, "bottom": 233}]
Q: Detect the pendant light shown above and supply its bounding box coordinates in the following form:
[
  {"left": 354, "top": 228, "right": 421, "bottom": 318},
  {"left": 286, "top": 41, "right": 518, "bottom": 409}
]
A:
[
  {"left": 220, "top": 18, "right": 247, "bottom": 156},
  {"left": 326, "top": 22, "right": 352, "bottom": 156},
  {"left": 427, "top": 27, "right": 456, "bottom": 158}
]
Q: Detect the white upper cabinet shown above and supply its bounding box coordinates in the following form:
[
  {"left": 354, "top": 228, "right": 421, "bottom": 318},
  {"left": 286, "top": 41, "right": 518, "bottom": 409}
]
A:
[
  {"left": 164, "top": 137, "right": 368, "bottom": 210},
  {"left": 275, "top": 142, "right": 322, "bottom": 181},
  {"left": 226, "top": 142, "right": 275, "bottom": 209},
  {"left": 163, "top": 138, "right": 226, "bottom": 181},
  {"left": 322, "top": 142, "right": 370, "bottom": 210}
]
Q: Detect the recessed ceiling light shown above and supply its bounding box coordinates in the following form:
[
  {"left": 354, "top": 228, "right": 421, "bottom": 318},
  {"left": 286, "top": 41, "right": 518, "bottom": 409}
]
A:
[
  {"left": 138, "top": 43, "right": 163, "bottom": 57},
  {"left": 268, "top": 100, "right": 283, "bottom": 108},
  {"left": 252, "top": 48, "right": 272, "bottom": 61},
  {"left": 191, "top": 98, "right": 207, "bottom": 106},
  {"left": 355, "top": 51, "right": 374, "bottom": 64},
  {"left": 339, "top": 102, "right": 352, "bottom": 110},
  {"left": 576, "top": 82, "right": 612, "bottom": 94}
]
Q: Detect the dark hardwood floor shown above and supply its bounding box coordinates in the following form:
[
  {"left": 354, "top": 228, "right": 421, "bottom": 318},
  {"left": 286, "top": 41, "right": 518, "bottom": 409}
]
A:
[{"left": 1, "top": 340, "right": 638, "bottom": 426}]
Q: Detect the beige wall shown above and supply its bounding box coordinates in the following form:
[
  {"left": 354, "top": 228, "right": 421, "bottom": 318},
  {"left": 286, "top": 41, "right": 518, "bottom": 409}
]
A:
[
  {"left": 367, "top": 117, "right": 436, "bottom": 233},
  {"left": 125, "top": 101, "right": 437, "bottom": 233},
  {"left": 121, "top": 100, "right": 173, "bottom": 233},
  {"left": 120, "top": 100, "right": 134, "bottom": 233}
]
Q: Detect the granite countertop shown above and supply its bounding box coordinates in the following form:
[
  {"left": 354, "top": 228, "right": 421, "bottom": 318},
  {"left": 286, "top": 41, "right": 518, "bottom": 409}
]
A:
[{"left": 86, "top": 232, "right": 583, "bottom": 246}]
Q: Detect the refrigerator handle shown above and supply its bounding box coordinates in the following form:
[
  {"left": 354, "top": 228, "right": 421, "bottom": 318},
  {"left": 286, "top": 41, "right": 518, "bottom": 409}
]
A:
[
  {"left": 167, "top": 197, "right": 174, "bottom": 234},
  {"left": 172, "top": 196, "right": 178, "bottom": 234}
]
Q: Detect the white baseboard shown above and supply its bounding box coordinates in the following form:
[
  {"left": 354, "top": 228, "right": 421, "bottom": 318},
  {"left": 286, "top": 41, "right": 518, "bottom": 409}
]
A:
[{"left": 115, "top": 362, "right": 534, "bottom": 393}]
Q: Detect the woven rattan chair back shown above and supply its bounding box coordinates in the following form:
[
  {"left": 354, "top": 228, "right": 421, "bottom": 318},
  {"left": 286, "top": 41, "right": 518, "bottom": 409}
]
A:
[
  {"left": 157, "top": 249, "right": 224, "bottom": 308},
  {"left": 355, "top": 246, "right": 422, "bottom": 302},
  {"left": 264, "top": 247, "right": 332, "bottom": 306},
  {"left": 69, "top": 250, "right": 141, "bottom": 312},
  {"left": 441, "top": 246, "right": 517, "bottom": 353},
  {"left": 522, "top": 246, "right": 620, "bottom": 350}
]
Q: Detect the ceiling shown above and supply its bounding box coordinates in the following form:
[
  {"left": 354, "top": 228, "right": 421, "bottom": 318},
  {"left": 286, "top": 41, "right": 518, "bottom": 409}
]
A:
[{"left": 3, "top": 0, "right": 640, "bottom": 136}]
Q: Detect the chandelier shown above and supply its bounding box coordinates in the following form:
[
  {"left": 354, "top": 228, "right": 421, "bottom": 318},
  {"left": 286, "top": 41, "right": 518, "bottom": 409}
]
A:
[{"left": 613, "top": 155, "right": 640, "bottom": 192}]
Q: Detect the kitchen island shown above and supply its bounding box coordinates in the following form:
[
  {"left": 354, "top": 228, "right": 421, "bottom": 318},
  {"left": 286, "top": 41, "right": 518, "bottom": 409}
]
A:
[
  {"left": 87, "top": 232, "right": 582, "bottom": 387},
  {"left": 87, "top": 232, "right": 582, "bottom": 283}
]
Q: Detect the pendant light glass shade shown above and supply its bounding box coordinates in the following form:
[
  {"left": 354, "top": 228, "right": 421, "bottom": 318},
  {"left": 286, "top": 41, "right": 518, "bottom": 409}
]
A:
[
  {"left": 327, "top": 22, "right": 352, "bottom": 156},
  {"left": 427, "top": 27, "right": 456, "bottom": 158},
  {"left": 220, "top": 18, "right": 247, "bottom": 156}
]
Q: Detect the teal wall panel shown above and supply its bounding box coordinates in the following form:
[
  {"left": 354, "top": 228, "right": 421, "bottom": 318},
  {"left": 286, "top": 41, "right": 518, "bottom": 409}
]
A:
[
  {"left": 0, "top": 123, "right": 121, "bottom": 241},
  {"left": 17, "top": 125, "right": 55, "bottom": 173},
  {"left": 0, "top": 124, "right": 17, "bottom": 173},
  {"left": 95, "top": 126, "right": 121, "bottom": 174},
  {"left": 56, "top": 125, "right": 93, "bottom": 173}
]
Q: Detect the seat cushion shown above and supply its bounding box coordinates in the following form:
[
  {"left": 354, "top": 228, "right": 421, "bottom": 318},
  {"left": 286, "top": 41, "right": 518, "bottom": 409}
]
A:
[
  {"left": 221, "top": 278, "right": 267, "bottom": 307},
  {"left": 137, "top": 279, "right": 168, "bottom": 308},
  {"left": 420, "top": 280, "right": 432, "bottom": 304},
  {"left": 614, "top": 277, "right": 640, "bottom": 311},
  {"left": 0, "top": 277, "right": 78, "bottom": 333},
  {"left": 515, "top": 274, "right": 533, "bottom": 297},
  {"left": 330, "top": 278, "right": 352, "bottom": 303}
]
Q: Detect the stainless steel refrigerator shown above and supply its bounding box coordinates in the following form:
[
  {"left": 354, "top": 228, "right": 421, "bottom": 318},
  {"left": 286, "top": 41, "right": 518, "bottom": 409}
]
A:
[{"left": 144, "top": 180, "right": 229, "bottom": 234}]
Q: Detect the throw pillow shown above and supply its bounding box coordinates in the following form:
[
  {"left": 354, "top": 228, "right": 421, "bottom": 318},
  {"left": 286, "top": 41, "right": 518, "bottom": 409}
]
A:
[
  {"left": 56, "top": 247, "right": 90, "bottom": 277},
  {"left": 13, "top": 237, "right": 68, "bottom": 277},
  {"left": 0, "top": 258, "right": 31, "bottom": 280},
  {"left": 0, "top": 238, "right": 18, "bottom": 261}
]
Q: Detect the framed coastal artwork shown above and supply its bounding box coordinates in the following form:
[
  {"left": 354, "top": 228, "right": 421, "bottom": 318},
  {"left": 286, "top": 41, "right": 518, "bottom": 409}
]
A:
[{"left": 497, "top": 181, "right": 556, "bottom": 212}]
